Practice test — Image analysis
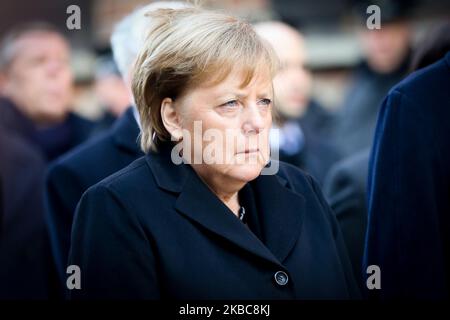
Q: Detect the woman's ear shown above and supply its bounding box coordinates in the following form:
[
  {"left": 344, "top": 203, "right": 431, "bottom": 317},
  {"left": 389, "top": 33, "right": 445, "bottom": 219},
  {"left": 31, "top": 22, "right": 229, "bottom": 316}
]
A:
[{"left": 160, "top": 97, "right": 183, "bottom": 141}]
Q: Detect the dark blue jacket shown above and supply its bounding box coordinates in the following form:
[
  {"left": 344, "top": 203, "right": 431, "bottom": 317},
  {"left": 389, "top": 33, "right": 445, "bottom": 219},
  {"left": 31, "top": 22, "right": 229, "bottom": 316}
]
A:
[
  {"left": 0, "top": 97, "right": 96, "bottom": 163},
  {"left": 45, "top": 107, "right": 142, "bottom": 290},
  {"left": 0, "top": 128, "right": 51, "bottom": 299},
  {"left": 323, "top": 148, "right": 370, "bottom": 291},
  {"left": 69, "top": 143, "right": 360, "bottom": 299},
  {"left": 364, "top": 51, "right": 450, "bottom": 299}
]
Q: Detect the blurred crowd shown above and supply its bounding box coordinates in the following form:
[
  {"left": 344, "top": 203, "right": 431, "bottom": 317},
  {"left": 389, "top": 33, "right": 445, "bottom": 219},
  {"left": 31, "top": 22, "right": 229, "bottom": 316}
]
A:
[{"left": 0, "top": 0, "right": 449, "bottom": 299}]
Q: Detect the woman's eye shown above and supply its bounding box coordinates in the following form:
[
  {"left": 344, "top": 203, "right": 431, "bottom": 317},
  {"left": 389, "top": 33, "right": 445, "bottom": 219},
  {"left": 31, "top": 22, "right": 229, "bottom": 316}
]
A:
[
  {"left": 258, "top": 98, "right": 272, "bottom": 106},
  {"left": 222, "top": 100, "right": 239, "bottom": 108},
  {"left": 218, "top": 100, "right": 239, "bottom": 112}
]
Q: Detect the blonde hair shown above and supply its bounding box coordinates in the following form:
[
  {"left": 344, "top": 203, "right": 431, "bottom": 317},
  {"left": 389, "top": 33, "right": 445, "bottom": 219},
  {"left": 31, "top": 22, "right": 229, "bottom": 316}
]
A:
[{"left": 132, "top": 7, "right": 279, "bottom": 153}]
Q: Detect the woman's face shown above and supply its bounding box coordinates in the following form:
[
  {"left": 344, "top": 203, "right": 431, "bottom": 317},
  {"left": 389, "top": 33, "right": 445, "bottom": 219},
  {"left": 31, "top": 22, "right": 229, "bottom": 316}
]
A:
[{"left": 176, "top": 70, "right": 273, "bottom": 185}]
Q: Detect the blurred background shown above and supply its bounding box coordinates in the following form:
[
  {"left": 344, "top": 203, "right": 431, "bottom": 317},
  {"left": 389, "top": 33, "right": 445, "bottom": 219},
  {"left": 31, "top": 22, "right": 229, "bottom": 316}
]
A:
[{"left": 0, "top": 0, "right": 448, "bottom": 119}]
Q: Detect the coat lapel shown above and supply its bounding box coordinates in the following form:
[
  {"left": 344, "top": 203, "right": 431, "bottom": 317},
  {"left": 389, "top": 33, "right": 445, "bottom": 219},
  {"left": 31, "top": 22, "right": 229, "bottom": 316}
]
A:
[
  {"left": 175, "top": 168, "right": 281, "bottom": 266},
  {"left": 249, "top": 172, "right": 305, "bottom": 263},
  {"left": 146, "top": 145, "right": 305, "bottom": 266}
]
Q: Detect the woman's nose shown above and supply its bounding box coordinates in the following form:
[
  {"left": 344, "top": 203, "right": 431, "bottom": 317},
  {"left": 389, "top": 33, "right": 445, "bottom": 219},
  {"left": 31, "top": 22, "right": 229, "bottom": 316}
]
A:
[{"left": 242, "top": 104, "right": 265, "bottom": 135}]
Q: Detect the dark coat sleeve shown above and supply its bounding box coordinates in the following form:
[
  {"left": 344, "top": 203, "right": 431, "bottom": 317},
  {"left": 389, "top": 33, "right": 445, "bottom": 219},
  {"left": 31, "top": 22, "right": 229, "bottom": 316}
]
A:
[
  {"left": 45, "top": 163, "right": 86, "bottom": 288},
  {"left": 364, "top": 90, "right": 448, "bottom": 299},
  {"left": 68, "top": 184, "right": 160, "bottom": 299},
  {"left": 307, "top": 174, "right": 362, "bottom": 299},
  {"left": 0, "top": 132, "right": 51, "bottom": 298},
  {"left": 322, "top": 150, "right": 369, "bottom": 289}
]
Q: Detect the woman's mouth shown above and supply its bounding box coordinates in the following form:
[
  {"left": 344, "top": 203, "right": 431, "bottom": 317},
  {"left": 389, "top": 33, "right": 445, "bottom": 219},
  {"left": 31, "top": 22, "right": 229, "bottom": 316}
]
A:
[{"left": 236, "top": 148, "right": 259, "bottom": 155}]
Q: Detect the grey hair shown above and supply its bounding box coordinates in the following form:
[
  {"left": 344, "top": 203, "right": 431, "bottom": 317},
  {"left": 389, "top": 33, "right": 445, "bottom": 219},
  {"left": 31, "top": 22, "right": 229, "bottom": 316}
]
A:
[
  {"left": 110, "top": 1, "right": 191, "bottom": 78},
  {"left": 0, "top": 22, "right": 63, "bottom": 71}
]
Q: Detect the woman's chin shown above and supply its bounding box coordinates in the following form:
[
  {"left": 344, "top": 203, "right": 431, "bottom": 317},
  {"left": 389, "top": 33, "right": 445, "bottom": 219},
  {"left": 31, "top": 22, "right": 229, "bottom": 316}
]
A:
[{"left": 229, "top": 164, "right": 264, "bottom": 183}]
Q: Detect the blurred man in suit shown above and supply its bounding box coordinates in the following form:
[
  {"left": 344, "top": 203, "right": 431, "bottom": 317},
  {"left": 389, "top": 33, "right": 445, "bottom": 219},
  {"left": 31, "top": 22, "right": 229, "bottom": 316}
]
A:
[
  {"left": 325, "top": 20, "right": 450, "bottom": 295},
  {"left": 324, "top": 1, "right": 413, "bottom": 290},
  {"left": 364, "top": 27, "right": 450, "bottom": 299},
  {"left": 45, "top": 2, "right": 189, "bottom": 296},
  {"left": 254, "top": 21, "right": 338, "bottom": 184},
  {"left": 0, "top": 127, "right": 50, "bottom": 299},
  {"left": 0, "top": 23, "right": 95, "bottom": 162},
  {"left": 332, "top": 0, "right": 413, "bottom": 158},
  {"left": 323, "top": 148, "right": 369, "bottom": 290},
  {"left": 0, "top": 22, "right": 96, "bottom": 299}
]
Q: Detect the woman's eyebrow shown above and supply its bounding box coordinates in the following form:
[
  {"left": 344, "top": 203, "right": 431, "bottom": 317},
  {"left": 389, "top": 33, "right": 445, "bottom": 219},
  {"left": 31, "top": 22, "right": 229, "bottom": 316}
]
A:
[
  {"left": 214, "top": 91, "right": 246, "bottom": 100},
  {"left": 214, "top": 86, "right": 272, "bottom": 100},
  {"left": 257, "top": 93, "right": 272, "bottom": 99}
]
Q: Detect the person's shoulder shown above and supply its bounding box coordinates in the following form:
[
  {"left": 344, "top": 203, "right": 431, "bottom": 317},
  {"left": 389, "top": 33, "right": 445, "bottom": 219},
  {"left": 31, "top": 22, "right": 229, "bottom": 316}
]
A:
[
  {"left": 86, "top": 156, "right": 151, "bottom": 197},
  {"left": 46, "top": 130, "right": 114, "bottom": 185},
  {"left": 326, "top": 149, "right": 370, "bottom": 186},
  {"left": 68, "top": 112, "right": 96, "bottom": 128},
  {"left": 73, "top": 158, "right": 151, "bottom": 235},
  {"left": 322, "top": 149, "right": 370, "bottom": 202},
  {"left": 0, "top": 128, "right": 46, "bottom": 197},
  {"left": 381, "top": 54, "right": 450, "bottom": 123},
  {"left": 390, "top": 53, "right": 450, "bottom": 99},
  {"left": 48, "top": 129, "right": 115, "bottom": 173},
  {"left": 0, "top": 127, "right": 45, "bottom": 167},
  {"left": 67, "top": 112, "right": 98, "bottom": 143},
  {"left": 274, "top": 161, "right": 334, "bottom": 222},
  {"left": 275, "top": 160, "right": 318, "bottom": 194}
]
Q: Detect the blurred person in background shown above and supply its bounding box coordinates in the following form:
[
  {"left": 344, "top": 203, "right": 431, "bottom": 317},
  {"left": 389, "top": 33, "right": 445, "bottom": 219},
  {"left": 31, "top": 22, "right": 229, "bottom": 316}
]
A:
[
  {"left": 45, "top": 1, "right": 189, "bottom": 297},
  {"left": 410, "top": 21, "right": 450, "bottom": 72},
  {"left": 364, "top": 22, "right": 450, "bottom": 299},
  {"left": 322, "top": 147, "right": 370, "bottom": 291},
  {"left": 0, "top": 126, "right": 50, "bottom": 299},
  {"left": 254, "top": 21, "right": 339, "bottom": 185},
  {"left": 324, "top": 21, "right": 450, "bottom": 293},
  {"left": 332, "top": 0, "right": 413, "bottom": 158},
  {"left": 322, "top": 0, "right": 415, "bottom": 288},
  {"left": 92, "top": 54, "right": 130, "bottom": 132},
  {"left": 0, "top": 22, "right": 95, "bottom": 162},
  {"left": 0, "top": 21, "right": 97, "bottom": 299}
]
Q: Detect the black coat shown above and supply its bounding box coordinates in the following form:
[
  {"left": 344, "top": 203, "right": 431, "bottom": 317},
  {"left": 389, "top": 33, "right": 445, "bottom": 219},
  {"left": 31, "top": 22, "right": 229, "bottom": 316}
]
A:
[
  {"left": 0, "top": 96, "right": 104, "bottom": 298},
  {"left": 45, "top": 107, "right": 142, "bottom": 290},
  {"left": 69, "top": 143, "right": 360, "bottom": 299},
  {"left": 323, "top": 148, "right": 370, "bottom": 291},
  {"left": 0, "top": 113, "right": 50, "bottom": 299},
  {"left": 0, "top": 97, "right": 96, "bottom": 162},
  {"left": 364, "top": 51, "right": 450, "bottom": 299}
]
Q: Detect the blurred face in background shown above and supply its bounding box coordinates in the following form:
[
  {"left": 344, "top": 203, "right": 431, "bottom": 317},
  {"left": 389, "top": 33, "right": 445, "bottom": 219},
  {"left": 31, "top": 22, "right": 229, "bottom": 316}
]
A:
[
  {"left": 95, "top": 74, "right": 130, "bottom": 116},
  {"left": 255, "top": 23, "right": 312, "bottom": 120},
  {"left": 0, "top": 31, "right": 73, "bottom": 125},
  {"left": 359, "top": 21, "right": 411, "bottom": 74}
]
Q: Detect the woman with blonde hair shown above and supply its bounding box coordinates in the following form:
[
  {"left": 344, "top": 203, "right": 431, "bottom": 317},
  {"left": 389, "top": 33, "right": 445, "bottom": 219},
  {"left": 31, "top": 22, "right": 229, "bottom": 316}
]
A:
[{"left": 69, "top": 7, "right": 359, "bottom": 299}]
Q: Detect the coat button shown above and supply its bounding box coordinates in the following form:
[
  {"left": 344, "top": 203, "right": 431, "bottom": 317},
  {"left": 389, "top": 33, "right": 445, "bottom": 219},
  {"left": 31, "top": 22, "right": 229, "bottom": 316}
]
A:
[{"left": 274, "top": 271, "right": 289, "bottom": 286}]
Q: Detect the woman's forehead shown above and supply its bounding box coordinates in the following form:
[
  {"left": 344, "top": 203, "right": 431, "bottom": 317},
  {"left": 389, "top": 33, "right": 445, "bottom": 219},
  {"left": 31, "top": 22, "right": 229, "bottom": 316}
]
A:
[{"left": 199, "top": 69, "right": 273, "bottom": 95}]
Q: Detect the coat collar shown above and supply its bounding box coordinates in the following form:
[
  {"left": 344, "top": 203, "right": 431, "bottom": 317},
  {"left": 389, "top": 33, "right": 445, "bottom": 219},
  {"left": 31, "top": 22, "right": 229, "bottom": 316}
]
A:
[
  {"left": 0, "top": 97, "right": 37, "bottom": 142},
  {"left": 146, "top": 143, "right": 305, "bottom": 266},
  {"left": 111, "top": 107, "right": 142, "bottom": 155}
]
